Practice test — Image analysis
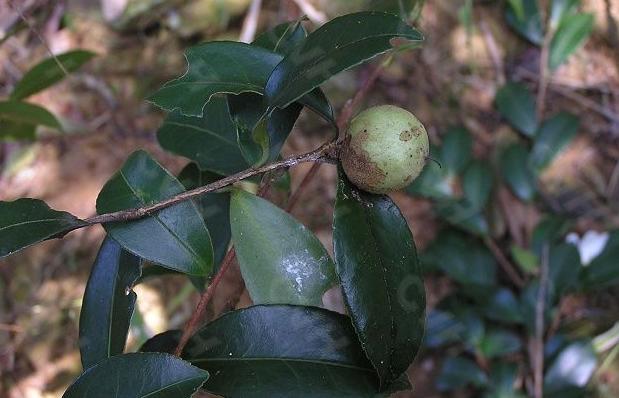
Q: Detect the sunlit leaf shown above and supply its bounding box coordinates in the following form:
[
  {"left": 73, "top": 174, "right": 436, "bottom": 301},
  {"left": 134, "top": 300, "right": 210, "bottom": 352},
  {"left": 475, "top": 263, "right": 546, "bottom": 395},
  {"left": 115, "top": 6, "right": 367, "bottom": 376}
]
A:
[{"left": 549, "top": 13, "right": 593, "bottom": 70}]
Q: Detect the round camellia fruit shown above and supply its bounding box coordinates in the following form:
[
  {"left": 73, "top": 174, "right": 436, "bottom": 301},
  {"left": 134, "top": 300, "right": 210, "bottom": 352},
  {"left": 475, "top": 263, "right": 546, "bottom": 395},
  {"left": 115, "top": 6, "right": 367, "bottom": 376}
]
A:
[{"left": 340, "top": 105, "right": 429, "bottom": 194}]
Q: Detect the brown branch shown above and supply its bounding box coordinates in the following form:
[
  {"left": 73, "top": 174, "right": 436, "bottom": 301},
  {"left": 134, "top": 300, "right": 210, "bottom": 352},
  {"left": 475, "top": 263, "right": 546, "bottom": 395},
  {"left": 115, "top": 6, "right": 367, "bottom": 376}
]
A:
[
  {"left": 174, "top": 249, "right": 237, "bottom": 356},
  {"left": 536, "top": 2, "right": 555, "bottom": 120},
  {"left": 86, "top": 142, "right": 336, "bottom": 226},
  {"left": 483, "top": 237, "right": 526, "bottom": 288}
]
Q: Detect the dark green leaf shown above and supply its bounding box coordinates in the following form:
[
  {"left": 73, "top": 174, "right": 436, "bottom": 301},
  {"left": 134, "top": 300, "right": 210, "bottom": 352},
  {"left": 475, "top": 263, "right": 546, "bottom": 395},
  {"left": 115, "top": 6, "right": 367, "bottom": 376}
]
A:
[
  {"left": 333, "top": 172, "right": 425, "bottom": 387},
  {"left": 406, "top": 145, "right": 453, "bottom": 199},
  {"left": 62, "top": 352, "right": 208, "bottom": 398},
  {"left": 434, "top": 199, "right": 489, "bottom": 236},
  {"left": 531, "top": 216, "right": 570, "bottom": 256},
  {"left": 79, "top": 237, "right": 141, "bottom": 370},
  {"left": 483, "top": 288, "right": 524, "bottom": 324},
  {"left": 0, "top": 198, "right": 86, "bottom": 258},
  {"left": 549, "top": 13, "right": 593, "bottom": 70},
  {"left": 463, "top": 160, "right": 493, "bottom": 210},
  {"left": 423, "top": 230, "right": 496, "bottom": 290},
  {"left": 252, "top": 21, "right": 307, "bottom": 55},
  {"left": 500, "top": 143, "right": 537, "bottom": 201},
  {"left": 505, "top": 0, "right": 544, "bottom": 45},
  {"left": 149, "top": 42, "right": 281, "bottom": 117},
  {"left": 0, "top": 100, "right": 61, "bottom": 128},
  {"left": 0, "top": 119, "right": 36, "bottom": 140},
  {"left": 183, "top": 305, "right": 396, "bottom": 397},
  {"left": 548, "top": 243, "right": 580, "bottom": 301},
  {"left": 478, "top": 329, "right": 522, "bottom": 359},
  {"left": 177, "top": 163, "right": 231, "bottom": 268},
  {"left": 440, "top": 127, "right": 472, "bottom": 175},
  {"left": 487, "top": 363, "right": 523, "bottom": 397},
  {"left": 96, "top": 150, "right": 213, "bottom": 276},
  {"left": 544, "top": 341, "right": 596, "bottom": 393},
  {"left": 230, "top": 189, "right": 336, "bottom": 306},
  {"left": 135, "top": 265, "right": 182, "bottom": 284},
  {"left": 157, "top": 97, "right": 250, "bottom": 176},
  {"left": 436, "top": 357, "right": 488, "bottom": 391},
  {"left": 368, "top": 0, "right": 425, "bottom": 20},
  {"left": 495, "top": 82, "right": 538, "bottom": 137},
  {"left": 520, "top": 281, "right": 552, "bottom": 334},
  {"left": 140, "top": 330, "right": 182, "bottom": 354},
  {"left": 11, "top": 50, "right": 95, "bottom": 100},
  {"left": 265, "top": 11, "right": 423, "bottom": 110},
  {"left": 529, "top": 112, "right": 579, "bottom": 171},
  {"left": 228, "top": 93, "right": 303, "bottom": 165},
  {"left": 424, "top": 310, "right": 465, "bottom": 348},
  {"left": 582, "top": 230, "right": 619, "bottom": 289}
]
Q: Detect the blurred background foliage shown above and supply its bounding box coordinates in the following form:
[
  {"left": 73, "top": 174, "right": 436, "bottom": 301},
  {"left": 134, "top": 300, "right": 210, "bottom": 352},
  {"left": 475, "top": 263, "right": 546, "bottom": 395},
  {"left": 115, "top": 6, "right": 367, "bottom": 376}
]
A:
[{"left": 0, "top": 0, "right": 618, "bottom": 397}]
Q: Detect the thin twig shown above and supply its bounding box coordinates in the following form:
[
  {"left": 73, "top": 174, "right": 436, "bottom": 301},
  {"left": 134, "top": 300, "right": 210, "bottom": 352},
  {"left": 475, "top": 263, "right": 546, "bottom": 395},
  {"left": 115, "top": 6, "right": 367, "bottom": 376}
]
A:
[
  {"left": 532, "top": 244, "right": 550, "bottom": 398},
  {"left": 483, "top": 237, "right": 526, "bottom": 288},
  {"left": 479, "top": 18, "right": 505, "bottom": 85},
  {"left": 239, "top": 0, "right": 262, "bottom": 43},
  {"left": 86, "top": 142, "right": 336, "bottom": 226},
  {"left": 7, "top": 0, "right": 69, "bottom": 77},
  {"left": 174, "top": 249, "right": 236, "bottom": 356}
]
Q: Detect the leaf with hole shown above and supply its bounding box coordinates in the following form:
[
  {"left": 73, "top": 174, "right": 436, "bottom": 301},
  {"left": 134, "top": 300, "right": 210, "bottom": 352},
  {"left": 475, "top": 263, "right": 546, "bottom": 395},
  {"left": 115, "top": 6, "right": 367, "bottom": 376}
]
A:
[
  {"left": 230, "top": 189, "right": 336, "bottom": 306},
  {"left": 495, "top": 82, "right": 538, "bottom": 137},
  {"left": 62, "top": 352, "right": 208, "bottom": 398},
  {"left": 11, "top": 50, "right": 95, "bottom": 100},
  {"left": 0, "top": 198, "right": 86, "bottom": 259},
  {"left": 79, "top": 237, "right": 142, "bottom": 370},
  {"left": 265, "top": 11, "right": 423, "bottom": 110},
  {"left": 183, "top": 305, "right": 406, "bottom": 397},
  {"left": 333, "top": 172, "right": 425, "bottom": 387},
  {"left": 96, "top": 150, "right": 213, "bottom": 276}
]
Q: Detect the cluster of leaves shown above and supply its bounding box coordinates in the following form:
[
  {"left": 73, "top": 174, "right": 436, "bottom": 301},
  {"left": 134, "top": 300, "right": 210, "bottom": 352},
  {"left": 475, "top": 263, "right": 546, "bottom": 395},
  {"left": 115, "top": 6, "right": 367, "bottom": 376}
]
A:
[
  {"left": 405, "top": 56, "right": 618, "bottom": 398},
  {"left": 0, "top": 50, "right": 94, "bottom": 140},
  {"left": 506, "top": 0, "right": 593, "bottom": 70},
  {"left": 0, "top": 9, "right": 432, "bottom": 398}
]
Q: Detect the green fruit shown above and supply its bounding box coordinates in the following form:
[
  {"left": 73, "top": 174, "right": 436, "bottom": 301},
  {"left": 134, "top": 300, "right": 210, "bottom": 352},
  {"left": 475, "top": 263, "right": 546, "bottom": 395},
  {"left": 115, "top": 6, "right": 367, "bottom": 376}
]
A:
[{"left": 340, "top": 105, "right": 429, "bottom": 194}]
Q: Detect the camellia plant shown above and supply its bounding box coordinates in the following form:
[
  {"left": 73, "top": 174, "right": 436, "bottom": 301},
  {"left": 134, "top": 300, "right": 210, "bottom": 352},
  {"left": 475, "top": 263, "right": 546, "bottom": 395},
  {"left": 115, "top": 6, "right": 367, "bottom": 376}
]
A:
[{"left": 0, "top": 8, "right": 432, "bottom": 398}]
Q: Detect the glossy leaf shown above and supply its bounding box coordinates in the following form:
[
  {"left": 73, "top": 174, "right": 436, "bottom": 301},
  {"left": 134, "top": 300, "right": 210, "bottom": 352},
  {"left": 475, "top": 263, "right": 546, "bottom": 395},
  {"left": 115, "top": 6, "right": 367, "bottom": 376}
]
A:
[
  {"left": 230, "top": 189, "right": 336, "bottom": 306},
  {"left": 582, "top": 230, "right": 619, "bottom": 289},
  {"left": 500, "top": 143, "right": 537, "bottom": 201},
  {"left": 265, "top": 11, "right": 423, "bottom": 110},
  {"left": 96, "top": 150, "right": 213, "bottom": 276},
  {"left": 62, "top": 353, "right": 208, "bottom": 398},
  {"left": 157, "top": 97, "right": 250, "bottom": 176},
  {"left": 79, "top": 237, "right": 141, "bottom": 370},
  {"left": 0, "top": 100, "right": 61, "bottom": 128},
  {"left": 505, "top": 0, "right": 543, "bottom": 45},
  {"left": 436, "top": 357, "right": 488, "bottom": 391},
  {"left": 252, "top": 21, "right": 307, "bottom": 56},
  {"left": 0, "top": 198, "right": 86, "bottom": 258},
  {"left": 495, "top": 82, "right": 538, "bottom": 137},
  {"left": 529, "top": 112, "right": 579, "bottom": 171},
  {"left": 544, "top": 341, "right": 597, "bottom": 393},
  {"left": 368, "top": 0, "right": 425, "bottom": 20},
  {"left": 440, "top": 127, "right": 472, "bottom": 175},
  {"left": 11, "top": 50, "right": 95, "bottom": 100},
  {"left": 177, "top": 163, "right": 231, "bottom": 268},
  {"left": 463, "top": 160, "right": 493, "bottom": 211},
  {"left": 149, "top": 42, "right": 282, "bottom": 117},
  {"left": 183, "top": 305, "right": 398, "bottom": 397},
  {"left": 333, "top": 172, "right": 425, "bottom": 387},
  {"left": 549, "top": 13, "right": 593, "bottom": 70},
  {"left": 140, "top": 330, "right": 182, "bottom": 354},
  {"left": 550, "top": 0, "right": 579, "bottom": 28}
]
